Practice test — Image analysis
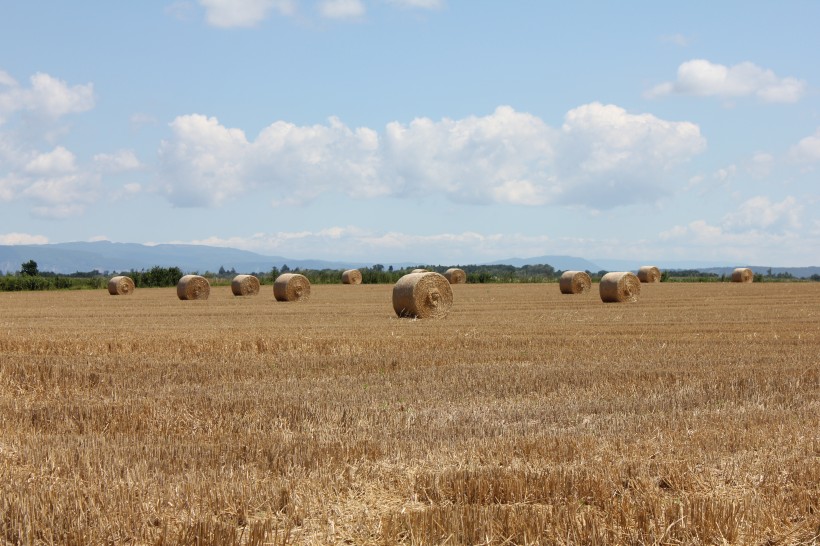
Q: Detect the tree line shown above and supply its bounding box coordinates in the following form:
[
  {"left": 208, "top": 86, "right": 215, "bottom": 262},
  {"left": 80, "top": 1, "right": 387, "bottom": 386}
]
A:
[{"left": 1, "top": 260, "right": 817, "bottom": 292}]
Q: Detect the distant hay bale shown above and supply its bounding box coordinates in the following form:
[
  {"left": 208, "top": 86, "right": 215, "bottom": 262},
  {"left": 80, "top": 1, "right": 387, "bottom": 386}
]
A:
[
  {"left": 411, "top": 268, "right": 428, "bottom": 274},
  {"left": 108, "top": 276, "right": 135, "bottom": 295},
  {"left": 231, "top": 274, "right": 260, "bottom": 296},
  {"left": 444, "top": 268, "right": 466, "bottom": 284},
  {"left": 637, "top": 266, "right": 661, "bottom": 283},
  {"left": 599, "top": 272, "right": 641, "bottom": 303},
  {"left": 559, "top": 271, "right": 591, "bottom": 294},
  {"left": 274, "top": 273, "right": 311, "bottom": 302},
  {"left": 177, "top": 275, "right": 210, "bottom": 300},
  {"left": 731, "top": 267, "right": 754, "bottom": 283},
  {"left": 342, "top": 269, "right": 362, "bottom": 285},
  {"left": 392, "top": 272, "right": 453, "bottom": 319}
]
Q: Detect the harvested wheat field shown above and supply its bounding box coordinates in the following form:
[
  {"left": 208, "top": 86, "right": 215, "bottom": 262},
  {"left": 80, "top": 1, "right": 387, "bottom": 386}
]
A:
[{"left": 0, "top": 282, "right": 818, "bottom": 545}]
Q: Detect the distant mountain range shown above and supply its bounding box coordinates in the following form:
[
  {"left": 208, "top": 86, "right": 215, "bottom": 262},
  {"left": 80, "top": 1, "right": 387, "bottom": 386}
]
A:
[
  {"left": 0, "top": 242, "right": 817, "bottom": 278},
  {"left": 0, "top": 241, "right": 367, "bottom": 275}
]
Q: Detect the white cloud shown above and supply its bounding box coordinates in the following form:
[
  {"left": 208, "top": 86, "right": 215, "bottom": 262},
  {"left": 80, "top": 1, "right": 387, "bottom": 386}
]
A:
[
  {"left": 555, "top": 102, "right": 705, "bottom": 207},
  {"left": 23, "top": 172, "right": 95, "bottom": 207},
  {"left": 659, "top": 196, "right": 806, "bottom": 263},
  {"left": 722, "top": 196, "right": 801, "bottom": 231},
  {"left": 159, "top": 113, "right": 383, "bottom": 207},
  {"left": 382, "top": 105, "right": 557, "bottom": 204},
  {"left": 25, "top": 146, "right": 77, "bottom": 175},
  {"left": 0, "top": 70, "right": 17, "bottom": 87},
  {"left": 198, "top": 0, "right": 296, "bottom": 27},
  {"left": 387, "top": 0, "right": 444, "bottom": 8},
  {"left": 0, "top": 72, "right": 94, "bottom": 120},
  {"left": 645, "top": 59, "right": 806, "bottom": 103},
  {"left": 157, "top": 103, "right": 705, "bottom": 210},
  {"left": 0, "top": 232, "right": 49, "bottom": 245},
  {"left": 93, "top": 150, "right": 142, "bottom": 172},
  {"left": 790, "top": 128, "right": 820, "bottom": 162},
  {"left": 747, "top": 152, "right": 774, "bottom": 178},
  {"left": 122, "top": 182, "right": 142, "bottom": 195},
  {"left": 318, "top": 0, "right": 365, "bottom": 18}
]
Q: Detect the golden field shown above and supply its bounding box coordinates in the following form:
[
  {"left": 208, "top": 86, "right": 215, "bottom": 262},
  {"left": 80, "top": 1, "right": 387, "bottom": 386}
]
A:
[{"left": 0, "top": 282, "right": 818, "bottom": 545}]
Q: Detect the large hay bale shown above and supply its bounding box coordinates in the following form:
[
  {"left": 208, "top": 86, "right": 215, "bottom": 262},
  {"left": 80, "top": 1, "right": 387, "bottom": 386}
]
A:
[
  {"left": 599, "top": 272, "right": 641, "bottom": 303},
  {"left": 637, "top": 266, "right": 661, "bottom": 283},
  {"left": 231, "top": 274, "right": 260, "bottom": 296},
  {"left": 342, "top": 269, "right": 362, "bottom": 285},
  {"left": 411, "top": 268, "right": 428, "bottom": 274},
  {"left": 274, "top": 273, "right": 311, "bottom": 302},
  {"left": 177, "top": 275, "right": 210, "bottom": 300},
  {"left": 392, "top": 272, "right": 453, "bottom": 319},
  {"left": 108, "top": 275, "right": 135, "bottom": 296},
  {"left": 444, "top": 268, "right": 466, "bottom": 284},
  {"left": 731, "top": 267, "right": 754, "bottom": 283},
  {"left": 559, "top": 271, "right": 591, "bottom": 294}
]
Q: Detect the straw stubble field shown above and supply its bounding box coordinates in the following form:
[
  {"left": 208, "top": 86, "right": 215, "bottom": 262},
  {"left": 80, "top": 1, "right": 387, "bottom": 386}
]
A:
[{"left": 0, "top": 283, "right": 818, "bottom": 545}]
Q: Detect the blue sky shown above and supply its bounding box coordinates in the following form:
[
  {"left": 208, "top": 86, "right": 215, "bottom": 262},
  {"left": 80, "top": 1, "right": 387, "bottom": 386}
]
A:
[{"left": 1, "top": 1, "right": 819, "bottom": 266}]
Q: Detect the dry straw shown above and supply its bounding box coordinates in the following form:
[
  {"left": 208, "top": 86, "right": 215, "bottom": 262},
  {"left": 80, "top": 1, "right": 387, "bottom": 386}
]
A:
[
  {"left": 637, "top": 266, "right": 661, "bottom": 283},
  {"left": 274, "top": 273, "right": 311, "bottom": 302},
  {"left": 342, "top": 269, "right": 362, "bottom": 285},
  {"left": 559, "top": 271, "right": 591, "bottom": 294},
  {"left": 411, "top": 268, "right": 428, "bottom": 274},
  {"left": 444, "top": 268, "right": 467, "bottom": 284},
  {"left": 392, "top": 272, "right": 453, "bottom": 319},
  {"left": 231, "top": 274, "right": 260, "bottom": 296},
  {"left": 599, "top": 272, "right": 641, "bottom": 303},
  {"left": 731, "top": 267, "right": 754, "bottom": 283},
  {"left": 177, "top": 275, "right": 210, "bottom": 300},
  {"left": 107, "top": 276, "right": 135, "bottom": 295}
]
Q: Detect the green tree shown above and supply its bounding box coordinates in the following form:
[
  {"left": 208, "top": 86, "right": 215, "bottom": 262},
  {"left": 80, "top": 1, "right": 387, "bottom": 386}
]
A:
[{"left": 21, "top": 260, "right": 39, "bottom": 276}]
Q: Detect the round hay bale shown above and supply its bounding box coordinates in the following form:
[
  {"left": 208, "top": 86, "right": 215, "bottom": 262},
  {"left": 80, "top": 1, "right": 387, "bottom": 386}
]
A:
[
  {"left": 231, "top": 274, "right": 260, "bottom": 296},
  {"left": 342, "top": 269, "right": 362, "bottom": 285},
  {"left": 177, "top": 275, "right": 210, "bottom": 300},
  {"left": 444, "top": 268, "right": 467, "bottom": 284},
  {"left": 637, "top": 266, "right": 661, "bottom": 283},
  {"left": 108, "top": 275, "right": 135, "bottom": 295},
  {"left": 411, "top": 268, "right": 428, "bottom": 274},
  {"left": 392, "top": 272, "right": 453, "bottom": 319},
  {"left": 599, "top": 272, "right": 641, "bottom": 303},
  {"left": 274, "top": 273, "right": 311, "bottom": 302},
  {"left": 559, "top": 271, "right": 591, "bottom": 294},
  {"left": 731, "top": 267, "right": 754, "bottom": 283}
]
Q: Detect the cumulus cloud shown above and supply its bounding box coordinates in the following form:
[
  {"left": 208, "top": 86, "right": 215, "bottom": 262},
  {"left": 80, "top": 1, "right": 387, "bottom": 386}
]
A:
[
  {"left": 0, "top": 70, "right": 17, "bottom": 87},
  {"left": 645, "top": 59, "right": 806, "bottom": 103},
  {"left": 0, "top": 232, "right": 49, "bottom": 245},
  {"left": 318, "top": 0, "right": 365, "bottom": 18},
  {"left": 660, "top": 196, "right": 803, "bottom": 259},
  {"left": 25, "top": 146, "right": 77, "bottom": 175},
  {"left": 722, "top": 196, "right": 801, "bottom": 231},
  {"left": 159, "top": 113, "right": 383, "bottom": 206},
  {"left": 93, "top": 150, "right": 142, "bottom": 172},
  {"left": 198, "top": 0, "right": 296, "bottom": 27},
  {"left": 0, "top": 70, "right": 118, "bottom": 217},
  {"left": 790, "top": 128, "right": 820, "bottom": 162},
  {"left": 158, "top": 103, "right": 704, "bottom": 210},
  {"left": 0, "top": 71, "right": 94, "bottom": 121},
  {"left": 555, "top": 103, "right": 705, "bottom": 207}
]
